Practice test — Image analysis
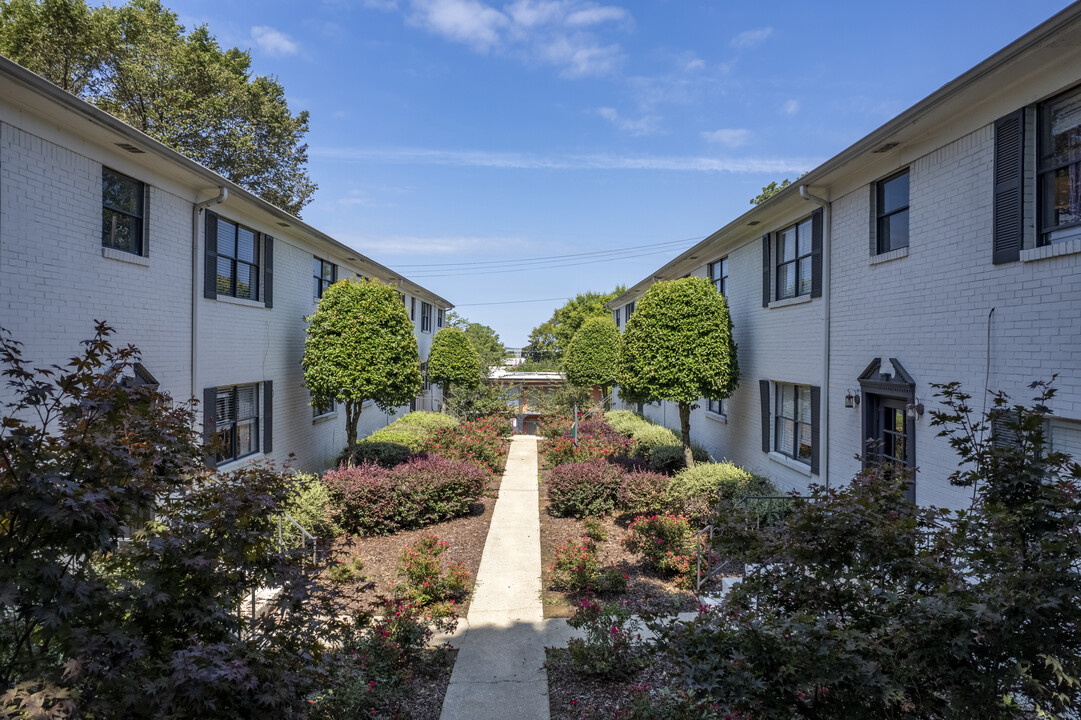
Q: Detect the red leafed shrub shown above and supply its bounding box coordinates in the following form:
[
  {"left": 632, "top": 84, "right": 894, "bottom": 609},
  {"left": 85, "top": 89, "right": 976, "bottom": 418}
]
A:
[
  {"left": 323, "top": 456, "right": 487, "bottom": 535},
  {"left": 425, "top": 416, "right": 510, "bottom": 474},
  {"left": 540, "top": 434, "right": 633, "bottom": 467},
  {"left": 622, "top": 514, "right": 695, "bottom": 586},
  {"left": 540, "top": 415, "right": 574, "bottom": 439},
  {"left": 616, "top": 469, "right": 672, "bottom": 518},
  {"left": 546, "top": 459, "right": 625, "bottom": 518},
  {"left": 572, "top": 419, "right": 627, "bottom": 445}
]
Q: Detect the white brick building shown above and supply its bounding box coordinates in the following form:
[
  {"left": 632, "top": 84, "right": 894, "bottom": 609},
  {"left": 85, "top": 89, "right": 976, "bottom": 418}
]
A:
[
  {"left": 610, "top": 5, "right": 1081, "bottom": 509},
  {"left": 0, "top": 56, "right": 451, "bottom": 473}
]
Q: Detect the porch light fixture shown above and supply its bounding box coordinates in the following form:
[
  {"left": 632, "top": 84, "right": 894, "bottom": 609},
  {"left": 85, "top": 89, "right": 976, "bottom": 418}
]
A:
[
  {"left": 844, "top": 389, "right": 860, "bottom": 408},
  {"left": 906, "top": 398, "right": 925, "bottom": 419}
]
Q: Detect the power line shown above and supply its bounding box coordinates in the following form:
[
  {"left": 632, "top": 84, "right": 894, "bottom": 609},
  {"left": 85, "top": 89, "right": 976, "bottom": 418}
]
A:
[
  {"left": 391, "top": 235, "right": 705, "bottom": 270},
  {"left": 454, "top": 296, "right": 574, "bottom": 307},
  {"left": 402, "top": 245, "right": 696, "bottom": 279}
]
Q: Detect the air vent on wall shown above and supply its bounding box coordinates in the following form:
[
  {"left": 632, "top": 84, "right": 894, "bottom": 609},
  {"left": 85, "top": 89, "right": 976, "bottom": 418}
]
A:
[
  {"left": 277, "top": 222, "right": 290, "bottom": 227},
  {"left": 747, "top": 220, "right": 761, "bottom": 226},
  {"left": 115, "top": 142, "right": 145, "bottom": 154},
  {"left": 872, "top": 142, "right": 900, "bottom": 153}
]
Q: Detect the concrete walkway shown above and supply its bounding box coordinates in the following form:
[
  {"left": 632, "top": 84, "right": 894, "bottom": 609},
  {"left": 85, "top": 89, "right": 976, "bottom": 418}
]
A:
[{"left": 439, "top": 435, "right": 549, "bottom": 720}]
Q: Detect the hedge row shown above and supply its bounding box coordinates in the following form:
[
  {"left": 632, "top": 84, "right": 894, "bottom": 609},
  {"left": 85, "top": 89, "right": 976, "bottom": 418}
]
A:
[
  {"left": 602, "top": 410, "right": 711, "bottom": 473},
  {"left": 337, "top": 411, "right": 459, "bottom": 467}
]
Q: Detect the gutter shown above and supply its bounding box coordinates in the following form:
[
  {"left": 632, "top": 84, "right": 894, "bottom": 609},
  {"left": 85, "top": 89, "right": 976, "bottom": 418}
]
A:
[
  {"left": 800, "top": 185, "right": 830, "bottom": 490},
  {"left": 191, "top": 187, "right": 228, "bottom": 401}
]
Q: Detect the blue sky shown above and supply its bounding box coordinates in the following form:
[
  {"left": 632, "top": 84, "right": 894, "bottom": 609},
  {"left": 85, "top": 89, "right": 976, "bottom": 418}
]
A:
[{"left": 168, "top": 0, "right": 1072, "bottom": 346}]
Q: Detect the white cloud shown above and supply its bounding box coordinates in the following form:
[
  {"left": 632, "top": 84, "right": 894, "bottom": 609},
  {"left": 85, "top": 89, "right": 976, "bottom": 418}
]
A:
[
  {"left": 702, "top": 128, "right": 750, "bottom": 147},
  {"left": 730, "top": 26, "right": 772, "bottom": 49},
  {"left": 312, "top": 145, "right": 819, "bottom": 174},
  {"left": 597, "top": 107, "right": 662, "bottom": 136},
  {"left": 782, "top": 98, "right": 800, "bottom": 115},
  {"left": 371, "top": 0, "right": 628, "bottom": 76},
  {"left": 251, "top": 26, "right": 299, "bottom": 56},
  {"left": 684, "top": 57, "right": 705, "bottom": 71}
]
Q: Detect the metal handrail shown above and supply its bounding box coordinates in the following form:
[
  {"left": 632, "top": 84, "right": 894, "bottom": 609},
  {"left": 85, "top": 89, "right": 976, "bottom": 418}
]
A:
[{"left": 278, "top": 511, "right": 318, "bottom": 567}]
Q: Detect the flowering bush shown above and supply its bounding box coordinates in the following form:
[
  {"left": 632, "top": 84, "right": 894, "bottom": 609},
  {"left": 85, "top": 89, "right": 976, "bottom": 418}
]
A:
[
  {"left": 566, "top": 599, "right": 646, "bottom": 679},
  {"left": 323, "top": 456, "right": 487, "bottom": 535},
  {"left": 622, "top": 514, "right": 695, "bottom": 584},
  {"left": 540, "top": 434, "right": 633, "bottom": 467},
  {"left": 396, "top": 535, "right": 469, "bottom": 615},
  {"left": 616, "top": 469, "right": 672, "bottom": 518},
  {"left": 546, "top": 459, "right": 625, "bottom": 518},
  {"left": 539, "top": 414, "right": 574, "bottom": 439},
  {"left": 547, "top": 538, "right": 627, "bottom": 596},
  {"left": 425, "top": 416, "right": 510, "bottom": 474}
]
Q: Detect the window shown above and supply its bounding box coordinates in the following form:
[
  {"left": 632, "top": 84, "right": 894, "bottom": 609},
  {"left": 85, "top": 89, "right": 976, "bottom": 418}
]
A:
[
  {"left": 421, "top": 302, "right": 432, "bottom": 333},
  {"left": 707, "top": 397, "right": 727, "bottom": 416},
  {"left": 625, "top": 301, "right": 635, "bottom": 319},
  {"left": 411, "top": 297, "right": 417, "bottom": 321},
  {"left": 215, "top": 384, "right": 259, "bottom": 465},
  {"left": 614, "top": 308, "right": 621, "bottom": 328},
  {"left": 421, "top": 361, "right": 430, "bottom": 391},
  {"left": 313, "top": 257, "right": 336, "bottom": 298},
  {"left": 216, "top": 218, "right": 259, "bottom": 300},
  {"left": 708, "top": 258, "right": 728, "bottom": 296},
  {"left": 1039, "top": 86, "right": 1081, "bottom": 245},
  {"left": 437, "top": 308, "right": 444, "bottom": 328},
  {"left": 775, "top": 383, "right": 812, "bottom": 465},
  {"left": 776, "top": 217, "right": 813, "bottom": 299},
  {"left": 312, "top": 395, "right": 335, "bottom": 417},
  {"left": 102, "top": 168, "right": 145, "bottom": 255},
  {"left": 876, "top": 169, "right": 910, "bottom": 253}
]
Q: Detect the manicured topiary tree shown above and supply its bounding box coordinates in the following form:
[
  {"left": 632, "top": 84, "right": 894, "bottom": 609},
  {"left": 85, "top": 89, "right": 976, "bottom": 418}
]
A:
[
  {"left": 302, "top": 278, "right": 423, "bottom": 447},
  {"left": 618, "top": 277, "right": 739, "bottom": 468},
  {"left": 565, "top": 316, "right": 621, "bottom": 403},
  {"left": 427, "top": 327, "right": 482, "bottom": 409}
]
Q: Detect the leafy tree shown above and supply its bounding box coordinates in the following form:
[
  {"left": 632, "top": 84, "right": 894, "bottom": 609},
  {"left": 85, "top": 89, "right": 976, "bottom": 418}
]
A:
[
  {"left": 302, "top": 279, "right": 423, "bottom": 447},
  {"left": 526, "top": 288, "right": 624, "bottom": 360},
  {"left": 525, "top": 320, "right": 559, "bottom": 362},
  {"left": 564, "top": 316, "right": 621, "bottom": 403},
  {"left": 750, "top": 173, "right": 807, "bottom": 205},
  {"left": 659, "top": 380, "right": 1081, "bottom": 718},
  {"left": 618, "top": 277, "right": 738, "bottom": 468},
  {"left": 445, "top": 313, "right": 505, "bottom": 371},
  {"left": 427, "top": 327, "right": 481, "bottom": 409},
  {"left": 0, "top": 323, "right": 337, "bottom": 718},
  {"left": 443, "top": 381, "right": 518, "bottom": 421},
  {"left": 0, "top": 0, "right": 317, "bottom": 215}
]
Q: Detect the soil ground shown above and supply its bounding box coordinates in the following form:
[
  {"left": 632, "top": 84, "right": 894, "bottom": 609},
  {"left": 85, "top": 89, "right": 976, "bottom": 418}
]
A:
[{"left": 545, "top": 647, "right": 681, "bottom": 720}]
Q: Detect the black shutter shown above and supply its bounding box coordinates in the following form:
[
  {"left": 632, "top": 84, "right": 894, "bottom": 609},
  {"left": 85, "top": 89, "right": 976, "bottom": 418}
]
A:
[
  {"left": 263, "top": 235, "right": 274, "bottom": 308},
  {"left": 811, "top": 209, "right": 823, "bottom": 298},
  {"left": 263, "top": 381, "right": 273, "bottom": 454},
  {"left": 203, "top": 386, "right": 217, "bottom": 467},
  {"left": 759, "top": 379, "right": 771, "bottom": 453},
  {"left": 761, "top": 234, "right": 771, "bottom": 307},
  {"left": 204, "top": 211, "right": 218, "bottom": 299},
  {"left": 993, "top": 108, "right": 1025, "bottom": 265},
  {"left": 810, "top": 385, "right": 821, "bottom": 475}
]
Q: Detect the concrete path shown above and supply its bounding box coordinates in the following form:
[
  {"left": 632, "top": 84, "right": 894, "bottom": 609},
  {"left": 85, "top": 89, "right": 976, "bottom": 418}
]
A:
[{"left": 439, "top": 435, "right": 549, "bottom": 720}]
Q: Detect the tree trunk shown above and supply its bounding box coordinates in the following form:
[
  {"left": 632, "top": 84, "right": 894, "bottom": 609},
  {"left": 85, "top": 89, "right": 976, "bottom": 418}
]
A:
[
  {"left": 345, "top": 399, "right": 362, "bottom": 447},
  {"left": 679, "top": 401, "right": 694, "bottom": 468}
]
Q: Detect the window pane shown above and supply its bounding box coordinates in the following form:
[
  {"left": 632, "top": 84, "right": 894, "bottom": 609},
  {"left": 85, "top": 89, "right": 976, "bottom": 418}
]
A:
[
  {"left": 314, "top": 277, "right": 322, "bottom": 298},
  {"left": 880, "top": 172, "right": 909, "bottom": 214},
  {"left": 216, "top": 390, "right": 235, "bottom": 421},
  {"left": 799, "top": 422, "right": 813, "bottom": 460},
  {"left": 780, "top": 384, "right": 795, "bottom": 420},
  {"left": 799, "top": 386, "right": 812, "bottom": 424},
  {"left": 235, "top": 262, "right": 256, "bottom": 300},
  {"left": 889, "top": 210, "right": 910, "bottom": 249},
  {"left": 798, "top": 257, "right": 813, "bottom": 295},
  {"left": 720, "top": 258, "right": 728, "bottom": 277},
  {"left": 102, "top": 209, "right": 140, "bottom": 253},
  {"left": 217, "top": 220, "right": 236, "bottom": 259},
  {"left": 216, "top": 257, "right": 233, "bottom": 295},
  {"left": 1049, "top": 92, "right": 1081, "bottom": 166},
  {"left": 778, "top": 262, "right": 796, "bottom": 298},
  {"left": 777, "top": 418, "right": 795, "bottom": 456},
  {"left": 797, "top": 220, "right": 813, "bottom": 257},
  {"left": 313, "top": 258, "right": 322, "bottom": 277},
  {"left": 236, "top": 385, "right": 257, "bottom": 419},
  {"left": 237, "top": 227, "right": 256, "bottom": 263},
  {"left": 102, "top": 170, "right": 141, "bottom": 215},
  {"left": 323, "top": 263, "right": 335, "bottom": 281},
  {"left": 215, "top": 428, "right": 233, "bottom": 462},
  {"left": 237, "top": 418, "right": 257, "bottom": 456},
  {"left": 779, "top": 227, "right": 796, "bottom": 261},
  {"left": 1051, "top": 166, "right": 1081, "bottom": 228}
]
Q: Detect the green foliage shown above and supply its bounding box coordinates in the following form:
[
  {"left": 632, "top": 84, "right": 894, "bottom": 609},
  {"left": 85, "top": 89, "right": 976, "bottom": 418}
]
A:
[
  {"left": 564, "top": 316, "right": 621, "bottom": 390},
  {"left": 546, "top": 539, "right": 626, "bottom": 596},
  {"left": 749, "top": 174, "right": 806, "bottom": 206},
  {"left": 337, "top": 411, "right": 460, "bottom": 467},
  {"left": 327, "top": 555, "right": 365, "bottom": 584},
  {"left": 0, "top": 0, "right": 316, "bottom": 214},
  {"left": 303, "top": 279, "right": 423, "bottom": 447},
  {"left": 526, "top": 288, "right": 625, "bottom": 360},
  {"left": 566, "top": 599, "right": 645, "bottom": 679},
  {"left": 424, "top": 416, "right": 510, "bottom": 474},
  {"left": 616, "top": 470, "right": 671, "bottom": 518},
  {"left": 648, "top": 444, "right": 710, "bottom": 475},
  {"left": 527, "top": 381, "right": 592, "bottom": 417},
  {"left": 546, "top": 460, "right": 625, "bottom": 518},
  {"left": 446, "top": 313, "right": 505, "bottom": 370},
  {"left": 665, "top": 462, "right": 775, "bottom": 525},
  {"left": 618, "top": 277, "right": 738, "bottom": 466},
  {"left": 604, "top": 409, "right": 649, "bottom": 436},
  {"left": 622, "top": 514, "right": 695, "bottom": 586},
  {"left": 428, "top": 327, "right": 482, "bottom": 391},
  {"left": 283, "top": 473, "right": 341, "bottom": 540},
  {"left": 659, "top": 381, "right": 1081, "bottom": 718},
  {"left": 0, "top": 322, "right": 337, "bottom": 718},
  {"left": 366, "top": 429, "right": 427, "bottom": 452},
  {"left": 394, "top": 410, "right": 459, "bottom": 435},
  {"left": 395, "top": 535, "right": 469, "bottom": 615},
  {"left": 337, "top": 440, "right": 414, "bottom": 469},
  {"left": 628, "top": 424, "right": 682, "bottom": 458},
  {"left": 582, "top": 518, "right": 608, "bottom": 543}
]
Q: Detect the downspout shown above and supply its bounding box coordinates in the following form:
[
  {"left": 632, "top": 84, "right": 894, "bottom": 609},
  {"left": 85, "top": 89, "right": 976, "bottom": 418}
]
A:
[
  {"left": 191, "top": 187, "right": 228, "bottom": 401},
  {"left": 799, "top": 185, "right": 831, "bottom": 490}
]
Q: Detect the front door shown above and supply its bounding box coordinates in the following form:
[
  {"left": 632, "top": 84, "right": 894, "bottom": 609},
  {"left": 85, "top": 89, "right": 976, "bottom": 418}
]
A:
[{"left": 867, "top": 395, "right": 915, "bottom": 503}]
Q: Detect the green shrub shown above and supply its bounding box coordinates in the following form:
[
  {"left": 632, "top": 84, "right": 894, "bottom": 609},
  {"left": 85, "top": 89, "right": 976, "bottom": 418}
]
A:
[
  {"left": 283, "top": 473, "right": 341, "bottom": 540},
  {"left": 395, "top": 410, "right": 459, "bottom": 434},
  {"left": 665, "top": 462, "right": 776, "bottom": 525},
  {"left": 622, "top": 514, "right": 695, "bottom": 582},
  {"left": 566, "top": 599, "right": 645, "bottom": 679},
  {"left": 647, "top": 444, "right": 710, "bottom": 475},
  {"left": 630, "top": 424, "right": 682, "bottom": 459},
  {"left": 616, "top": 470, "right": 671, "bottom": 518},
  {"left": 604, "top": 410, "right": 650, "bottom": 436},
  {"left": 367, "top": 427, "right": 427, "bottom": 452},
  {"left": 546, "top": 460, "right": 625, "bottom": 518},
  {"left": 583, "top": 518, "right": 608, "bottom": 543},
  {"left": 327, "top": 555, "right": 365, "bottom": 584},
  {"left": 396, "top": 535, "right": 469, "bottom": 615},
  {"left": 337, "top": 440, "right": 415, "bottom": 468},
  {"left": 547, "top": 538, "right": 626, "bottom": 595}
]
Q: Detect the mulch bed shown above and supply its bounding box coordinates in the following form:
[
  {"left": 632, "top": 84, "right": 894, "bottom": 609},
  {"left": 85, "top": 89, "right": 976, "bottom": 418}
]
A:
[
  {"left": 546, "top": 647, "right": 682, "bottom": 720},
  {"left": 537, "top": 467, "right": 699, "bottom": 618},
  {"left": 398, "top": 647, "right": 458, "bottom": 720},
  {"left": 318, "top": 466, "right": 504, "bottom": 616}
]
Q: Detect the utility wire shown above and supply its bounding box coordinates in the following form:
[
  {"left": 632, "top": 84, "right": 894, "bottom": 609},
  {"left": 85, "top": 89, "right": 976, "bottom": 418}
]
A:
[
  {"left": 391, "top": 235, "right": 704, "bottom": 270},
  {"left": 403, "top": 245, "right": 696, "bottom": 279},
  {"left": 454, "top": 296, "right": 574, "bottom": 307}
]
